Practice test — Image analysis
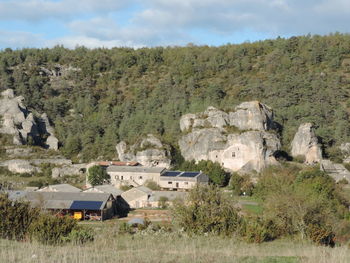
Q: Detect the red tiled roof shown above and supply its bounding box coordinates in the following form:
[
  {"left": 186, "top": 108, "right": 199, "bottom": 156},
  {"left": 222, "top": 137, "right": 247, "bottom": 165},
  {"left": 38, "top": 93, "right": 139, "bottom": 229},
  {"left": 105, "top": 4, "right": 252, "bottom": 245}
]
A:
[{"left": 97, "top": 161, "right": 140, "bottom": 167}]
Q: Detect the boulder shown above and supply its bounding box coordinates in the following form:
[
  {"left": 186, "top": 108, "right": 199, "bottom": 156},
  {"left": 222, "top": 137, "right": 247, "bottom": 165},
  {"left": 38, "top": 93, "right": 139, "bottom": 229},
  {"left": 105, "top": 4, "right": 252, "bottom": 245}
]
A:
[
  {"left": 116, "top": 134, "right": 171, "bottom": 168},
  {"left": 291, "top": 123, "right": 322, "bottom": 164},
  {"left": 178, "top": 102, "right": 281, "bottom": 173}
]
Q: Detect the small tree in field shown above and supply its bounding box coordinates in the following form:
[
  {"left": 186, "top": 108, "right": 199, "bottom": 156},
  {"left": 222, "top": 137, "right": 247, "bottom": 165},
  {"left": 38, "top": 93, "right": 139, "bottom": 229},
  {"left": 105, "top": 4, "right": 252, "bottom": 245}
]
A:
[
  {"left": 88, "top": 165, "right": 110, "bottom": 186},
  {"left": 172, "top": 185, "right": 241, "bottom": 236}
]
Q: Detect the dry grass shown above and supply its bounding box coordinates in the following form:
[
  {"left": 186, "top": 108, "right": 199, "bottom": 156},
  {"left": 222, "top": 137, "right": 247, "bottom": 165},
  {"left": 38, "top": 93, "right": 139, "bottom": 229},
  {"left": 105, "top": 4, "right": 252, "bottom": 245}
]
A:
[{"left": 1, "top": 223, "right": 350, "bottom": 263}]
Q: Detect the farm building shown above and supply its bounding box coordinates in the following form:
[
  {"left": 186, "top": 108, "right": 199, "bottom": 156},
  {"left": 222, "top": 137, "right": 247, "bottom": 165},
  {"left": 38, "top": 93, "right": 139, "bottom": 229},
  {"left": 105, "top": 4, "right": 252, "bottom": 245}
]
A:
[
  {"left": 36, "top": 183, "right": 81, "bottom": 192},
  {"left": 121, "top": 186, "right": 152, "bottom": 208},
  {"left": 23, "top": 191, "right": 115, "bottom": 221},
  {"left": 159, "top": 171, "right": 209, "bottom": 190},
  {"left": 83, "top": 184, "right": 123, "bottom": 198},
  {"left": 107, "top": 166, "right": 166, "bottom": 187}
]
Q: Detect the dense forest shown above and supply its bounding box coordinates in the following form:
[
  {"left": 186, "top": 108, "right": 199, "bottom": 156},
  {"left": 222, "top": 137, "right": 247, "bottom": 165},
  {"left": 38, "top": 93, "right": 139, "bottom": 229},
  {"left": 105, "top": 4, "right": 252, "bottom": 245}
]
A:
[{"left": 1, "top": 33, "right": 350, "bottom": 162}]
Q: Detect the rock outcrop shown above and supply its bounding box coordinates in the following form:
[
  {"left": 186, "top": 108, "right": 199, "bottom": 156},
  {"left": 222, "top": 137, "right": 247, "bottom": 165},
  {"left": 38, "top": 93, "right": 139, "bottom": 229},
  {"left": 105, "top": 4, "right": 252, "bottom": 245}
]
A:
[
  {"left": 37, "top": 113, "right": 59, "bottom": 150},
  {"left": 180, "top": 101, "right": 275, "bottom": 132},
  {"left": 320, "top": 160, "right": 350, "bottom": 182},
  {"left": 340, "top": 143, "right": 350, "bottom": 163},
  {"left": 0, "top": 159, "right": 39, "bottom": 174},
  {"left": 0, "top": 89, "right": 59, "bottom": 150},
  {"left": 178, "top": 102, "right": 281, "bottom": 173},
  {"left": 291, "top": 123, "right": 322, "bottom": 164},
  {"left": 116, "top": 134, "right": 171, "bottom": 168},
  {"left": 51, "top": 164, "right": 86, "bottom": 178}
]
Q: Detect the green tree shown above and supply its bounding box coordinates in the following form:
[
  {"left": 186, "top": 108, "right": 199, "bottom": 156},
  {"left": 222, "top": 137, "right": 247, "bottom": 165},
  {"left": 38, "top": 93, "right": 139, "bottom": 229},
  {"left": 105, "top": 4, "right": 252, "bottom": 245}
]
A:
[
  {"left": 88, "top": 165, "right": 110, "bottom": 186},
  {"left": 172, "top": 184, "right": 241, "bottom": 236}
]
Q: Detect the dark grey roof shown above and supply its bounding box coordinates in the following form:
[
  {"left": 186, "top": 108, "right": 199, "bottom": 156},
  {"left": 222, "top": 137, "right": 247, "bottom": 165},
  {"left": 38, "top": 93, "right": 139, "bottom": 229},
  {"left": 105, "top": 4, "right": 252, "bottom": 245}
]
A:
[
  {"left": 37, "top": 184, "right": 81, "bottom": 192},
  {"left": 84, "top": 185, "right": 123, "bottom": 196},
  {"left": 107, "top": 165, "right": 166, "bottom": 174},
  {"left": 25, "top": 192, "right": 112, "bottom": 210},
  {"left": 3, "top": 190, "right": 27, "bottom": 201}
]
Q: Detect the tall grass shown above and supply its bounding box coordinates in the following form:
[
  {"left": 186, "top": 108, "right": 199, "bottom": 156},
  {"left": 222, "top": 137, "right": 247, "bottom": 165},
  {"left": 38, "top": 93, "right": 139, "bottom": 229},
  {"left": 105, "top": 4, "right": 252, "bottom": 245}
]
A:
[{"left": 1, "top": 223, "right": 350, "bottom": 263}]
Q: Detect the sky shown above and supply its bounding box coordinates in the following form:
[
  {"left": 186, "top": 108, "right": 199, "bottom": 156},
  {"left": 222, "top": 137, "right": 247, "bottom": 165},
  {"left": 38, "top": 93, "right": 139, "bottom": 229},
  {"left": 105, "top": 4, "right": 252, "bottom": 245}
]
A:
[{"left": 0, "top": 0, "right": 350, "bottom": 49}]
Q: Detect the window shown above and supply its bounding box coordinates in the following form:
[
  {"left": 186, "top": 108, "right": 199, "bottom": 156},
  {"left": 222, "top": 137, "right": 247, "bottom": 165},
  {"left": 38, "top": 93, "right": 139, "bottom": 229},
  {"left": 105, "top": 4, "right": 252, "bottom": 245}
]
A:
[
  {"left": 184, "top": 182, "right": 188, "bottom": 185},
  {"left": 168, "top": 182, "right": 172, "bottom": 184},
  {"left": 139, "top": 176, "right": 143, "bottom": 179},
  {"left": 115, "top": 175, "right": 119, "bottom": 180},
  {"left": 232, "top": 152, "right": 235, "bottom": 157},
  {"left": 121, "top": 176, "right": 123, "bottom": 180}
]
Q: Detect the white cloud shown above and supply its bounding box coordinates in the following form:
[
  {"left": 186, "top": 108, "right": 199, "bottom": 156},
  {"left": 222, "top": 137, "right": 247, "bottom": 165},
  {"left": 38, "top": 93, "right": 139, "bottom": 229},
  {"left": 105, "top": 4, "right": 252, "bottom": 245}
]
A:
[
  {"left": 0, "top": 30, "right": 43, "bottom": 48},
  {"left": 0, "top": 0, "right": 132, "bottom": 22},
  {"left": 1, "top": 0, "right": 350, "bottom": 48}
]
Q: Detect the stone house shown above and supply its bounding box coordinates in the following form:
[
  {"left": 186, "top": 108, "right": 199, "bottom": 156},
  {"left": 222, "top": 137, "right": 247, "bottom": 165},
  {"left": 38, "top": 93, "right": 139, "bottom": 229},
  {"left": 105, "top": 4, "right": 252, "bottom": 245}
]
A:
[
  {"left": 121, "top": 186, "right": 152, "bottom": 209},
  {"left": 107, "top": 166, "right": 166, "bottom": 187},
  {"left": 159, "top": 171, "right": 209, "bottom": 190}
]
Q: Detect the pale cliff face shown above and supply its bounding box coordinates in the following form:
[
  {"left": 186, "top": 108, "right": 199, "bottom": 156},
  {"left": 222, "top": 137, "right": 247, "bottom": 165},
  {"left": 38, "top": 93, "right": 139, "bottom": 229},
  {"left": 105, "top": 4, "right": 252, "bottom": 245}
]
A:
[
  {"left": 178, "top": 102, "right": 281, "bottom": 173},
  {"left": 0, "top": 89, "right": 58, "bottom": 150},
  {"left": 116, "top": 134, "right": 171, "bottom": 168},
  {"left": 291, "top": 123, "right": 322, "bottom": 164}
]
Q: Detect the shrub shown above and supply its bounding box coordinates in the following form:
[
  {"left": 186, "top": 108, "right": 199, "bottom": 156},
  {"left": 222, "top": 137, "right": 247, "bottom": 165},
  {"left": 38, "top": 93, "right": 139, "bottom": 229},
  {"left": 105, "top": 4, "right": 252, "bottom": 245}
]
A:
[
  {"left": 62, "top": 227, "right": 94, "bottom": 244},
  {"left": 242, "top": 217, "right": 277, "bottom": 243},
  {"left": 306, "top": 224, "right": 335, "bottom": 246},
  {"left": 29, "top": 213, "right": 77, "bottom": 245},
  {"left": 293, "top": 155, "right": 305, "bottom": 163},
  {"left": 0, "top": 194, "right": 39, "bottom": 241},
  {"left": 158, "top": 196, "right": 169, "bottom": 209},
  {"left": 172, "top": 185, "right": 241, "bottom": 236},
  {"left": 145, "top": 180, "right": 160, "bottom": 190}
]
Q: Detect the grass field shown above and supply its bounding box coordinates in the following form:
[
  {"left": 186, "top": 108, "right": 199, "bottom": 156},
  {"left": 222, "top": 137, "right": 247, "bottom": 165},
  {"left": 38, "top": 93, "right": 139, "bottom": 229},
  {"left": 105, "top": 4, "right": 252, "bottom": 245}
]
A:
[{"left": 1, "top": 222, "right": 350, "bottom": 263}]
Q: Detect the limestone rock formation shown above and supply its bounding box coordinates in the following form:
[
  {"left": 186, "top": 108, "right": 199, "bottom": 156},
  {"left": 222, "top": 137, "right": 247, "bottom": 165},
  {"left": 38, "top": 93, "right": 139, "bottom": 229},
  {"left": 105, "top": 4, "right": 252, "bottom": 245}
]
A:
[
  {"left": 340, "top": 143, "right": 350, "bottom": 163},
  {"left": 180, "top": 101, "right": 275, "bottom": 133},
  {"left": 116, "top": 134, "right": 171, "bottom": 168},
  {"left": 38, "top": 113, "right": 59, "bottom": 150},
  {"left": 0, "top": 159, "right": 39, "bottom": 174},
  {"left": 0, "top": 89, "right": 59, "bottom": 150},
  {"left": 291, "top": 123, "right": 322, "bottom": 164},
  {"left": 320, "top": 160, "right": 350, "bottom": 182},
  {"left": 51, "top": 164, "right": 86, "bottom": 178},
  {"left": 178, "top": 102, "right": 281, "bottom": 173}
]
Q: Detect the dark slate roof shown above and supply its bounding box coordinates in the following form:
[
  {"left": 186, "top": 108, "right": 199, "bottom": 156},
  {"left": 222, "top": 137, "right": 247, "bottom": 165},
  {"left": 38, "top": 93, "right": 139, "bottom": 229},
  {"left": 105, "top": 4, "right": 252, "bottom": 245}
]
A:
[{"left": 24, "top": 192, "right": 112, "bottom": 210}]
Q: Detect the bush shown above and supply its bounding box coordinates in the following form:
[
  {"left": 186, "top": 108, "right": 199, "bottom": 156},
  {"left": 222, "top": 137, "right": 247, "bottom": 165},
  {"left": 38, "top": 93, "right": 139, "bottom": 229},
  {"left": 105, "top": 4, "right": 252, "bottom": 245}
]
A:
[
  {"left": 62, "top": 227, "right": 94, "bottom": 244},
  {"left": 306, "top": 224, "right": 335, "bottom": 246},
  {"left": 0, "top": 194, "right": 39, "bottom": 241},
  {"left": 293, "top": 155, "right": 306, "bottom": 163},
  {"left": 242, "top": 217, "right": 277, "bottom": 243},
  {"left": 29, "top": 213, "right": 77, "bottom": 245},
  {"left": 172, "top": 185, "right": 241, "bottom": 236},
  {"left": 145, "top": 180, "right": 160, "bottom": 190},
  {"left": 158, "top": 196, "right": 169, "bottom": 209}
]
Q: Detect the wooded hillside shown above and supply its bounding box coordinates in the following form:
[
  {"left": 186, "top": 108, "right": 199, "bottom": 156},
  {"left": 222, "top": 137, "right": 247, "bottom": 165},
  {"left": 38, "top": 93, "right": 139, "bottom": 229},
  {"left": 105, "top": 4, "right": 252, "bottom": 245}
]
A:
[{"left": 1, "top": 33, "right": 349, "bottom": 161}]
